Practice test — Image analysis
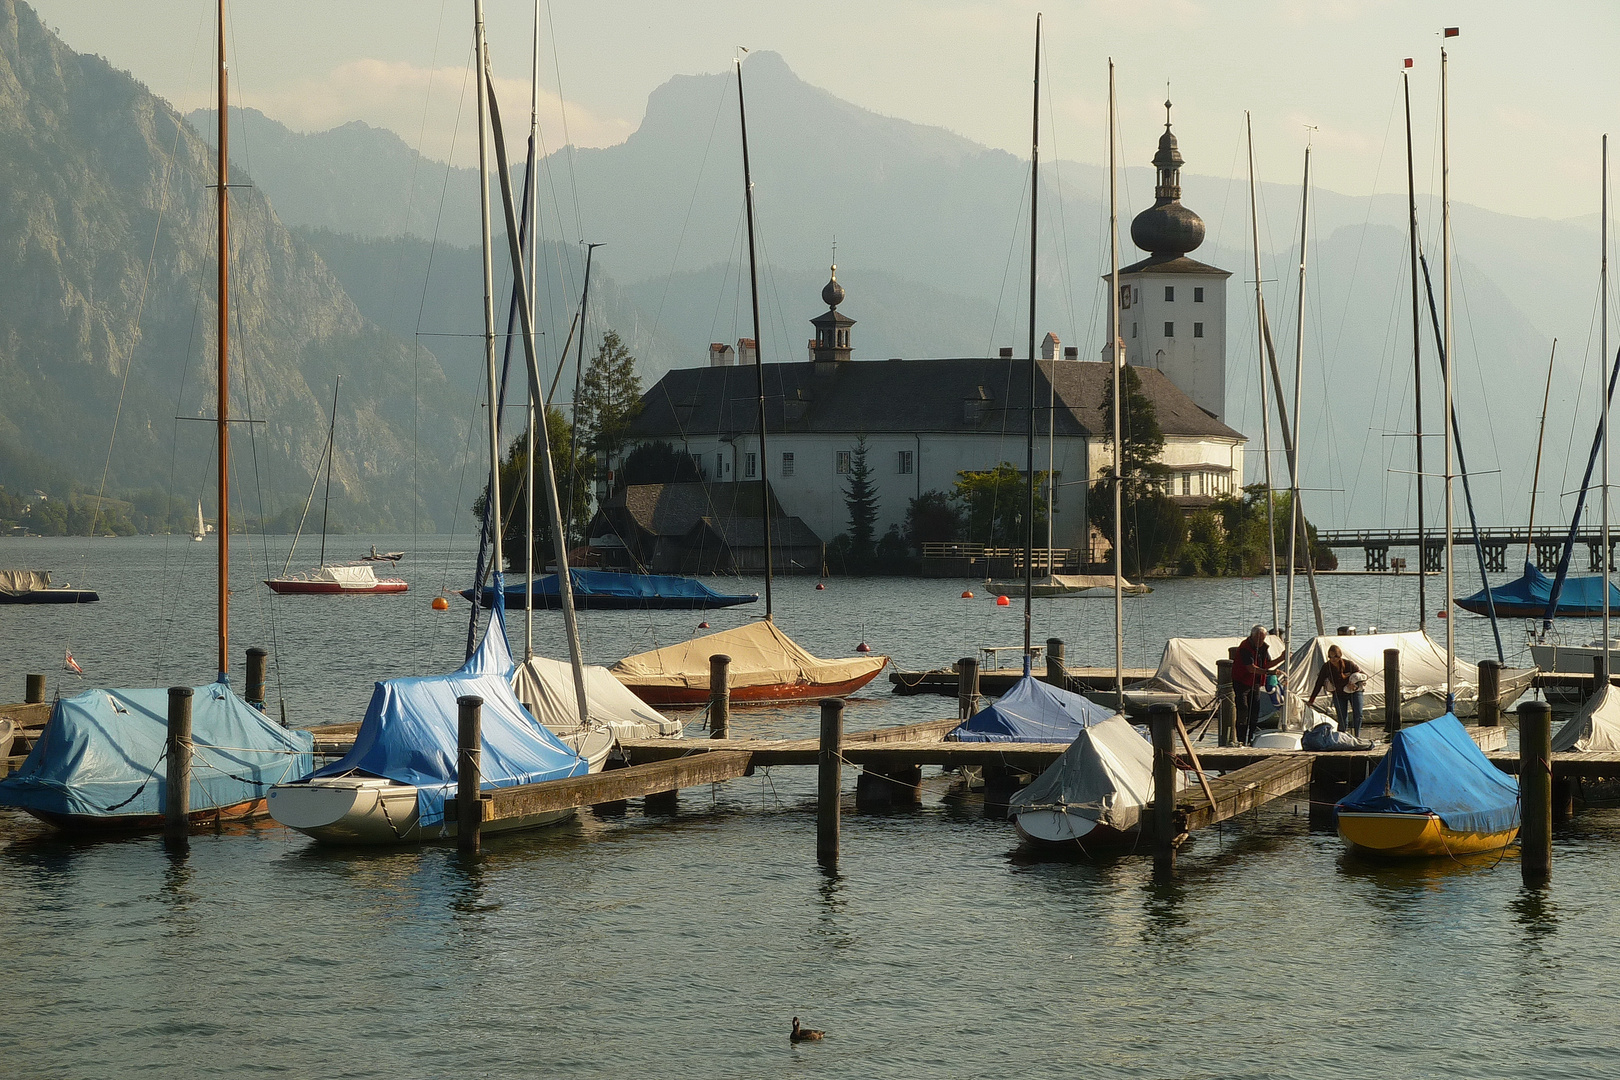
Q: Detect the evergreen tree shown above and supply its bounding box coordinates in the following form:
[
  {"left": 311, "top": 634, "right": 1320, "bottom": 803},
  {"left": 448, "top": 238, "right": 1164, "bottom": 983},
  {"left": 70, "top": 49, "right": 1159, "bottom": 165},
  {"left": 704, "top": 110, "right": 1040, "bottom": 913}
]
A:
[
  {"left": 953, "top": 463, "right": 1047, "bottom": 547},
  {"left": 575, "top": 330, "right": 643, "bottom": 478},
  {"left": 842, "top": 436, "right": 879, "bottom": 562},
  {"left": 472, "top": 407, "right": 590, "bottom": 572}
]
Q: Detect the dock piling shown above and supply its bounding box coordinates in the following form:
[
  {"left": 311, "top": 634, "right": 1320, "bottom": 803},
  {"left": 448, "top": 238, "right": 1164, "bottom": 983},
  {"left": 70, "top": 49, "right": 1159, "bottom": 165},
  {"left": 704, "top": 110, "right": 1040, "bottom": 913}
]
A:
[
  {"left": 164, "top": 686, "right": 193, "bottom": 846},
  {"left": 957, "top": 657, "right": 980, "bottom": 720},
  {"left": 1217, "top": 658, "right": 1235, "bottom": 747},
  {"left": 817, "top": 698, "right": 844, "bottom": 868},
  {"left": 24, "top": 674, "right": 44, "bottom": 704},
  {"left": 457, "top": 695, "right": 483, "bottom": 854},
  {"left": 709, "top": 654, "right": 731, "bottom": 740},
  {"left": 1594, "top": 655, "right": 1609, "bottom": 700},
  {"left": 1477, "top": 659, "right": 1501, "bottom": 727},
  {"left": 1519, "top": 699, "right": 1552, "bottom": 886},
  {"left": 1383, "top": 649, "right": 1401, "bottom": 734},
  {"left": 1149, "top": 703, "right": 1177, "bottom": 871},
  {"left": 245, "top": 647, "right": 267, "bottom": 713},
  {"left": 1045, "top": 638, "right": 1066, "bottom": 691}
]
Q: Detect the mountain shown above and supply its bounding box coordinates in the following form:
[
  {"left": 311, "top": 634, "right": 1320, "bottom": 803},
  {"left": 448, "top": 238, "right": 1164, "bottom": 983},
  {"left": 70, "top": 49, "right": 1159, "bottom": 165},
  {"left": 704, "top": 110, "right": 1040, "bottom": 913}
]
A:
[{"left": 0, "top": 0, "right": 471, "bottom": 529}]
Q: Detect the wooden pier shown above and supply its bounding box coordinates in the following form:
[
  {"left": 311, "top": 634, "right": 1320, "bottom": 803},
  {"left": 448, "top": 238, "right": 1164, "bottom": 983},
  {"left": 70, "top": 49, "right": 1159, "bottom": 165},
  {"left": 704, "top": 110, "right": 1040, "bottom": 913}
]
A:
[{"left": 889, "top": 665, "right": 1154, "bottom": 697}]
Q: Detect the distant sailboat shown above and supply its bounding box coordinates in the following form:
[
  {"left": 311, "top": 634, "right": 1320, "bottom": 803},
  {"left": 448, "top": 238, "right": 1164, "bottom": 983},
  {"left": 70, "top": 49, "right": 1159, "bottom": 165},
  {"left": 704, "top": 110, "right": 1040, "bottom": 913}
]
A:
[{"left": 192, "top": 500, "right": 206, "bottom": 541}]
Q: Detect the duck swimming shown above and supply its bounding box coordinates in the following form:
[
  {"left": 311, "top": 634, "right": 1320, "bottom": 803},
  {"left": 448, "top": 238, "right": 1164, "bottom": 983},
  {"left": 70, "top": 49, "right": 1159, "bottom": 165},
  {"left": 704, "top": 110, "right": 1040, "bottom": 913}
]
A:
[{"left": 790, "top": 1017, "right": 824, "bottom": 1042}]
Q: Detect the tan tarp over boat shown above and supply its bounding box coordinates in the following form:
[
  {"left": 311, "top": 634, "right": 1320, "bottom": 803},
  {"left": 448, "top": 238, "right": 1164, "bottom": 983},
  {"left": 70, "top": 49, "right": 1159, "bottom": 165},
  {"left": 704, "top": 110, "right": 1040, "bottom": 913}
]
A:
[
  {"left": 512, "top": 655, "right": 683, "bottom": 740},
  {"left": 610, "top": 620, "right": 888, "bottom": 705},
  {"left": 0, "top": 570, "right": 52, "bottom": 597},
  {"left": 1552, "top": 681, "right": 1620, "bottom": 751},
  {"left": 1288, "top": 631, "right": 1534, "bottom": 722},
  {"left": 984, "top": 573, "right": 1152, "bottom": 598}
]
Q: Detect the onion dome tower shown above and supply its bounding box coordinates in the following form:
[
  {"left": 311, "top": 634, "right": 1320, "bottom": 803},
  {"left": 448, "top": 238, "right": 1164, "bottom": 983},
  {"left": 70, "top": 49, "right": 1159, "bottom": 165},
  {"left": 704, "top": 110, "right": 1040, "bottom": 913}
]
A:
[
  {"left": 1130, "top": 101, "right": 1206, "bottom": 258},
  {"left": 810, "top": 265, "right": 854, "bottom": 364}
]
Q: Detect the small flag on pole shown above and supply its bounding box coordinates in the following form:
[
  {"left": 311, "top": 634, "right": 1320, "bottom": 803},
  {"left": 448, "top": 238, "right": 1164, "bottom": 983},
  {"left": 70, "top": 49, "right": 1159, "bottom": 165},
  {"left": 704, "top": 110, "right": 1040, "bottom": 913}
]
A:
[
  {"left": 1444, "top": 27, "right": 1460, "bottom": 37},
  {"left": 64, "top": 649, "right": 83, "bottom": 676},
  {"left": 1404, "top": 58, "right": 1414, "bottom": 68}
]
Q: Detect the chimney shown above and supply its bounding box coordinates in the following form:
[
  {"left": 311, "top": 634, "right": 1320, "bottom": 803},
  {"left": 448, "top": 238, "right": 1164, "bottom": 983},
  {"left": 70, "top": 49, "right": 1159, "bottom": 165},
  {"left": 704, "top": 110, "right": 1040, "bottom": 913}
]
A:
[
  {"left": 1063, "top": 346, "right": 1078, "bottom": 360},
  {"left": 737, "top": 338, "right": 758, "bottom": 365},
  {"left": 998, "top": 347, "right": 1014, "bottom": 360},
  {"left": 709, "top": 342, "right": 735, "bottom": 367},
  {"left": 1042, "top": 332, "right": 1060, "bottom": 360}
]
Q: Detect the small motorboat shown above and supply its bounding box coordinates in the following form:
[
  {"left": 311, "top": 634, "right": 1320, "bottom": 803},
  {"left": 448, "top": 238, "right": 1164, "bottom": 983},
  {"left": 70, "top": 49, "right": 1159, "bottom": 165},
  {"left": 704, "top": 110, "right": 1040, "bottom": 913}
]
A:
[
  {"left": 983, "top": 573, "right": 1151, "bottom": 599},
  {"left": 265, "top": 564, "right": 407, "bottom": 595},
  {"left": 1336, "top": 713, "right": 1520, "bottom": 858},
  {"left": 361, "top": 546, "right": 405, "bottom": 562},
  {"left": 0, "top": 570, "right": 98, "bottom": 605},
  {"left": 1009, "top": 714, "right": 1182, "bottom": 851}
]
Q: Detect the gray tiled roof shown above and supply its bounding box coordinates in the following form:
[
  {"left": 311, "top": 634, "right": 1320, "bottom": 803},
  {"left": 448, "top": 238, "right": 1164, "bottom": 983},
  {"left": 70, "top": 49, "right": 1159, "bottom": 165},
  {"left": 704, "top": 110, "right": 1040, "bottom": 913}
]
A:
[
  {"left": 1118, "top": 253, "right": 1232, "bottom": 276},
  {"left": 630, "top": 359, "right": 1244, "bottom": 441}
]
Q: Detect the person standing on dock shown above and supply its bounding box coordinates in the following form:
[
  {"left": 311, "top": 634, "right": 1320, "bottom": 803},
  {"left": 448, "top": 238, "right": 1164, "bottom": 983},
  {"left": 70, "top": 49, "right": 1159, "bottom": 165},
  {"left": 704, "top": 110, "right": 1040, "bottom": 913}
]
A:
[
  {"left": 1234, "top": 625, "right": 1283, "bottom": 743},
  {"left": 1307, "top": 645, "right": 1365, "bottom": 737}
]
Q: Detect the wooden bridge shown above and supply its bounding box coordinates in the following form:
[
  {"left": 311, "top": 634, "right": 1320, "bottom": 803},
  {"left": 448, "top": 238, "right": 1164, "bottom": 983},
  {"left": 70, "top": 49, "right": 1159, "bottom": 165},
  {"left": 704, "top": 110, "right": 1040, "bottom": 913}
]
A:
[{"left": 1315, "top": 526, "right": 1618, "bottom": 573}]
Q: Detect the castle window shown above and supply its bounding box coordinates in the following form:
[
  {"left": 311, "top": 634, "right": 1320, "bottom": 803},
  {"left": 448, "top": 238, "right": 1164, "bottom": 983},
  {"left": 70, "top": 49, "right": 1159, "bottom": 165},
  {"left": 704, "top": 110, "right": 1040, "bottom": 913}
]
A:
[
  {"left": 745, "top": 452, "right": 756, "bottom": 479},
  {"left": 836, "top": 450, "right": 852, "bottom": 475},
  {"left": 1164, "top": 322, "right": 1175, "bottom": 337},
  {"left": 1132, "top": 322, "right": 1138, "bottom": 339},
  {"left": 1194, "top": 322, "right": 1204, "bottom": 338},
  {"left": 1194, "top": 287, "right": 1205, "bottom": 302},
  {"left": 897, "top": 450, "right": 913, "bottom": 475},
  {"left": 717, "top": 452, "right": 726, "bottom": 478},
  {"left": 1164, "top": 286, "right": 1175, "bottom": 302},
  {"left": 1133, "top": 287, "right": 1140, "bottom": 303},
  {"left": 1181, "top": 473, "right": 1191, "bottom": 495},
  {"left": 782, "top": 452, "right": 796, "bottom": 477}
]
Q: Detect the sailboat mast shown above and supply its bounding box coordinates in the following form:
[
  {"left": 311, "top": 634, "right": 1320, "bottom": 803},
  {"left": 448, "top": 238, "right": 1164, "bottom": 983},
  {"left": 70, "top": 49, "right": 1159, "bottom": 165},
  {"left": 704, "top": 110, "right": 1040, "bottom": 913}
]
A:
[
  {"left": 1024, "top": 15, "right": 1040, "bottom": 671},
  {"left": 1603, "top": 134, "right": 1611, "bottom": 672},
  {"left": 1441, "top": 42, "right": 1455, "bottom": 703},
  {"left": 318, "top": 376, "right": 340, "bottom": 567},
  {"left": 565, "top": 242, "right": 601, "bottom": 542},
  {"left": 475, "top": 0, "right": 503, "bottom": 582},
  {"left": 1526, "top": 341, "right": 1557, "bottom": 564},
  {"left": 736, "top": 58, "right": 773, "bottom": 619},
  {"left": 1109, "top": 60, "right": 1123, "bottom": 700},
  {"left": 215, "top": 0, "right": 230, "bottom": 683},
  {"left": 1246, "top": 112, "right": 1279, "bottom": 630},
  {"left": 1403, "top": 69, "right": 1428, "bottom": 631},
  {"left": 1284, "top": 143, "right": 1310, "bottom": 724},
  {"left": 524, "top": 0, "right": 540, "bottom": 658}
]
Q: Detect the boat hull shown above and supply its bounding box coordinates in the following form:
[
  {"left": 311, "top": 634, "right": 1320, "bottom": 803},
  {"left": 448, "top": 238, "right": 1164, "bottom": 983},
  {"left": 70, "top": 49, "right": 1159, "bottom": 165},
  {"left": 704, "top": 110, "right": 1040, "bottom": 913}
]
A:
[
  {"left": 267, "top": 777, "right": 574, "bottom": 845},
  {"left": 265, "top": 579, "right": 408, "bottom": 595},
  {"left": 1013, "top": 810, "right": 1144, "bottom": 854},
  {"left": 463, "top": 586, "right": 757, "bottom": 611},
  {"left": 0, "top": 589, "right": 99, "bottom": 604},
  {"left": 622, "top": 669, "right": 885, "bottom": 707},
  {"left": 25, "top": 796, "right": 269, "bottom": 834},
  {"left": 1336, "top": 811, "right": 1518, "bottom": 857}
]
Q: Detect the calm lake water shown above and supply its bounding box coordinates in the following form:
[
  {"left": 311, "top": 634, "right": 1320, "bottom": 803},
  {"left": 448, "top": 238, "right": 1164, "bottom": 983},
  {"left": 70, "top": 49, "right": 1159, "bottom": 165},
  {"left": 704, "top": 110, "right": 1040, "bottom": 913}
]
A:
[{"left": 1, "top": 535, "right": 1614, "bottom": 1078}]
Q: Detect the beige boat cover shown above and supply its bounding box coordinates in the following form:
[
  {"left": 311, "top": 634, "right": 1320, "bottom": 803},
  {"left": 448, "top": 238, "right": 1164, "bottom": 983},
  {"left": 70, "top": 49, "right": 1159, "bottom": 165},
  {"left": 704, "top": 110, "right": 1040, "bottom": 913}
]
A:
[
  {"left": 512, "top": 656, "right": 683, "bottom": 739},
  {"left": 1009, "top": 714, "right": 1183, "bottom": 831},
  {"left": 312, "top": 564, "right": 380, "bottom": 587},
  {"left": 1046, "top": 574, "right": 1151, "bottom": 594},
  {"left": 1137, "top": 634, "right": 1286, "bottom": 711},
  {"left": 1289, "top": 631, "right": 1474, "bottom": 713},
  {"left": 1553, "top": 681, "right": 1620, "bottom": 751},
  {"left": 0, "top": 570, "right": 51, "bottom": 597},
  {"left": 609, "top": 620, "right": 888, "bottom": 692}
]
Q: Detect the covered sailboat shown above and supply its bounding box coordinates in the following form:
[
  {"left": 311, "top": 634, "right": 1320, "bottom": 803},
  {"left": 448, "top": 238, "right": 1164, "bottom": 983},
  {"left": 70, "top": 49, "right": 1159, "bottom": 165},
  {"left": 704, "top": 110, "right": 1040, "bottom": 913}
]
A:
[
  {"left": 0, "top": 569, "right": 98, "bottom": 605},
  {"left": 1552, "top": 681, "right": 1620, "bottom": 751},
  {"left": 265, "top": 563, "right": 407, "bottom": 595},
  {"left": 1336, "top": 713, "right": 1520, "bottom": 857},
  {"left": 611, "top": 620, "right": 887, "bottom": 706},
  {"left": 949, "top": 673, "right": 1117, "bottom": 743},
  {"left": 465, "top": 568, "right": 757, "bottom": 610},
  {"left": 1125, "top": 634, "right": 1284, "bottom": 714},
  {"left": 0, "top": 683, "right": 312, "bottom": 830},
  {"left": 1009, "top": 714, "right": 1180, "bottom": 849},
  {"left": 514, "top": 654, "right": 682, "bottom": 741},
  {"left": 267, "top": 598, "right": 588, "bottom": 844},
  {"left": 984, "top": 573, "right": 1151, "bottom": 599},
  {"left": 1289, "top": 631, "right": 1533, "bottom": 722},
  {"left": 1458, "top": 561, "right": 1620, "bottom": 618}
]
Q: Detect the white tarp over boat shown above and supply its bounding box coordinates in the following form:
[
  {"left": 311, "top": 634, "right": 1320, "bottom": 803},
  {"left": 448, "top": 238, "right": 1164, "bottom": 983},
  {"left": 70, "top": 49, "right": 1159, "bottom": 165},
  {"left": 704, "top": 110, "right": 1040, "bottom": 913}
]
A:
[
  {"left": 1552, "top": 681, "right": 1620, "bottom": 751},
  {"left": 1008, "top": 714, "right": 1180, "bottom": 832},
  {"left": 512, "top": 656, "right": 683, "bottom": 740},
  {"left": 311, "top": 564, "right": 381, "bottom": 588},
  {"left": 0, "top": 570, "right": 52, "bottom": 597},
  {"left": 609, "top": 620, "right": 887, "bottom": 692},
  {"left": 1287, "top": 631, "right": 1532, "bottom": 721},
  {"left": 1127, "top": 634, "right": 1285, "bottom": 712}
]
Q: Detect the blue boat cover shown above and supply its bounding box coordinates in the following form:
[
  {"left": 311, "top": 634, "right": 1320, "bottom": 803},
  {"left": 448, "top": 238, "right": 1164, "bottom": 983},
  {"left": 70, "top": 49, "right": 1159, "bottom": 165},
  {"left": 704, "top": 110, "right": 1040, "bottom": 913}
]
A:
[
  {"left": 471, "top": 569, "right": 757, "bottom": 609},
  {"left": 949, "top": 674, "right": 1117, "bottom": 743},
  {"left": 309, "top": 586, "right": 586, "bottom": 827},
  {"left": 1336, "top": 713, "right": 1520, "bottom": 834},
  {"left": 0, "top": 682, "right": 313, "bottom": 820},
  {"left": 1458, "top": 560, "right": 1620, "bottom": 617}
]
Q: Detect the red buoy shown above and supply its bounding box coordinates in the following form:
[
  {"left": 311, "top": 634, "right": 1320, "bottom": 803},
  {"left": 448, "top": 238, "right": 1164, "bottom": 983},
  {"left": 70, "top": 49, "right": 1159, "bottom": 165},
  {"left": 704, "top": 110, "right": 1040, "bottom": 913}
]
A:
[
  {"left": 816, "top": 582, "right": 826, "bottom": 590},
  {"left": 856, "top": 642, "right": 872, "bottom": 653},
  {"left": 1437, "top": 609, "right": 1448, "bottom": 619},
  {"left": 698, "top": 621, "right": 711, "bottom": 629},
  {"left": 961, "top": 590, "right": 974, "bottom": 599},
  {"left": 996, "top": 595, "right": 1010, "bottom": 606}
]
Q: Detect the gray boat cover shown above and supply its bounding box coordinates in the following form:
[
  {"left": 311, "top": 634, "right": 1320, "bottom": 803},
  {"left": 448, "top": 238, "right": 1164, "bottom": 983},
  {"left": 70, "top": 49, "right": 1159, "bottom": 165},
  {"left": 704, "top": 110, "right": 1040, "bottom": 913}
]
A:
[
  {"left": 512, "top": 655, "right": 683, "bottom": 740},
  {"left": 1008, "top": 714, "right": 1176, "bottom": 831},
  {"left": 1289, "top": 631, "right": 1469, "bottom": 714},
  {"left": 0, "top": 570, "right": 51, "bottom": 596},
  {"left": 1135, "top": 634, "right": 1285, "bottom": 711},
  {"left": 1552, "top": 681, "right": 1620, "bottom": 751}
]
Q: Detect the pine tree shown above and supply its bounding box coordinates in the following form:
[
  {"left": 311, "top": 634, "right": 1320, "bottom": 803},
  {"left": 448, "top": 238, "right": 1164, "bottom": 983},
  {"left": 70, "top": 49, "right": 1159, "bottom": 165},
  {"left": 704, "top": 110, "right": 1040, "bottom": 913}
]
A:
[
  {"left": 575, "top": 330, "right": 643, "bottom": 475},
  {"left": 843, "top": 436, "right": 879, "bottom": 562}
]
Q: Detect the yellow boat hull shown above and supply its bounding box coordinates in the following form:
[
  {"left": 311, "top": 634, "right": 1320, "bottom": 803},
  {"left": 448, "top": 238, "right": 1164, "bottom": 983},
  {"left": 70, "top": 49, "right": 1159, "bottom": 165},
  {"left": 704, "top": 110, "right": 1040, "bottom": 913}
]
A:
[{"left": 1337, "top": 811, "right": 1519, "bottom": 858}]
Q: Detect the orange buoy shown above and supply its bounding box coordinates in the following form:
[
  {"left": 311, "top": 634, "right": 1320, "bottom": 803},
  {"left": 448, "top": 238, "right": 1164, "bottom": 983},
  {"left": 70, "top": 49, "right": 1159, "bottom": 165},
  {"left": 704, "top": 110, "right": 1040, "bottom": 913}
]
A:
[
  {"left": 431, "top": 596, "right": 449, "bottom": 611},
  {"left": 856, "top": 642, "right": 872, "bottom": 653},
  {"left": 816, "top": 582, "right": 826, "bottom": 590},
  {"left": 1437, "top": 609, "right": 1448, "bottom": 619},
  {"left": 996, "top": 595, "right": 1010, "bottom": 606},
  {"left": 961, "top": 590, "right": 974, "bottom": 599},
  {"left": 698, "top": 621, "right": 711, "bottom": 629}
]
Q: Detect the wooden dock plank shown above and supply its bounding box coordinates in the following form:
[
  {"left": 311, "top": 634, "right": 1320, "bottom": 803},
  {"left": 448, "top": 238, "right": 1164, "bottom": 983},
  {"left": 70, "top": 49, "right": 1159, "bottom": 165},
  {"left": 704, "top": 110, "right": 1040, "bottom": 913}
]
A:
[
  {"left": 478, "top": 751, "right": 756, "bottom": 821},
  {"left": 1177, "top": 756, "right": 1316, "bottom": 832}
]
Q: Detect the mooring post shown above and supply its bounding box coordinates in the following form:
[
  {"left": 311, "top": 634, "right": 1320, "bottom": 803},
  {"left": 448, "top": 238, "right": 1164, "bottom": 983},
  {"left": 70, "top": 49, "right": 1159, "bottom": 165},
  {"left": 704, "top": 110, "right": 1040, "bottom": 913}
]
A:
[
  {"left": 817, "top": 698, "right": 844, "bottom": 868},
  {"left": 457, "top": 695, "right": 483, "bottom": 854},
  {"left": 25, "top": 674, "right": 44, "bottom": 704},
  {"left": 1477, "top": 658, "right": 1501, "bottom": 727},
  {"left": 1519, "top": 699, "right": 1553, "bottom": 886},
  {"left": 1149, "top": 703, "right": 1177, "bottom": 871},
  {"left": 164, "top": 686, "right": 193, "bottom": 845},
  {"left": 709, "top": 653, "right": 731, "bottom": 740},
  {"left": 957, "top": 656, "right": 980, "bottom": 720},
  {"left": 1383, "top": 648, "right": 1401, "bottom": 735},
  {"left": 1045, "top": 638, "right": 1066, "bottom": 691},
  {"left": 245, "top": 647, "right": 268, "bottom": 713},
  {"left": 1216, "top": 658, "right": 1235, "bottom": 747}
]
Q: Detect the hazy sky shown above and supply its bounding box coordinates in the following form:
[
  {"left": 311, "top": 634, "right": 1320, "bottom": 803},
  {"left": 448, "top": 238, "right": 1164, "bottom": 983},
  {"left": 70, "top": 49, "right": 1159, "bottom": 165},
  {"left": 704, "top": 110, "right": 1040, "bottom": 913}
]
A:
[{"left": 27, "top": 0, "right": 1618, "bottom": 220}]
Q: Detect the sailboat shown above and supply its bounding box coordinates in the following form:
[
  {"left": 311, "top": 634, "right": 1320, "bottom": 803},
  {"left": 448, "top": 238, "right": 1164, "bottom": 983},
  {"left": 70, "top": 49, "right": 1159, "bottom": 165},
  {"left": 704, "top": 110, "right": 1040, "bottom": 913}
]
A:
[
  {"left": 192, "top": 500, "right": 206, "bottom": 541},
  {"left": 610, "top": 53, "right": 887, "bottom": 708},
  {"left": 264, "top": 377, "right": 407, "bottom": 595},
  {"left": 0, "top": 0, "right": 314, "bottom": 831}
]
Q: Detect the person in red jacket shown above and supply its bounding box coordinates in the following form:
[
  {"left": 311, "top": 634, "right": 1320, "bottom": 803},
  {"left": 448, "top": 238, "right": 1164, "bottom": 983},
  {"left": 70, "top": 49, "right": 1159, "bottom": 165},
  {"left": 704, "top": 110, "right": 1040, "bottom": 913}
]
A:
[{"left": 1233, "top": 624, "right": 1284, "bottom": 743}]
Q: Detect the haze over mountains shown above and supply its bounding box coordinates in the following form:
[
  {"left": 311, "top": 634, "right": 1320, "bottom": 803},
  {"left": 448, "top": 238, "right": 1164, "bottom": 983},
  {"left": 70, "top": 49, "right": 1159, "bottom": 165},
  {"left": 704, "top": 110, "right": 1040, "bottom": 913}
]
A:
[{"left": 2, "top": 3, "right": 1601, "bottom": 530}]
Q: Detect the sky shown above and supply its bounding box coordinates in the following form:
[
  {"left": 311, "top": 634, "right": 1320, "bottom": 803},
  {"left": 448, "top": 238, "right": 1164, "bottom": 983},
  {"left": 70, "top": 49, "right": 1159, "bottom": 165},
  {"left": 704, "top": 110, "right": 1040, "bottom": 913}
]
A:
[{"left": 26, "top": 0, "right": 1619, "bottom": 222}]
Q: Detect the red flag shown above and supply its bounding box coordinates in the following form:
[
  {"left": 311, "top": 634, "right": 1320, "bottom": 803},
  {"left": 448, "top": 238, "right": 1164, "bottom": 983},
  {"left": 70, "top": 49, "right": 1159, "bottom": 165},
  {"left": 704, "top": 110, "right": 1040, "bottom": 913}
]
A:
[
  {"left": 1444, "top": 27, "right": 1460, "bottom": 37},
  {"left": 1404, "top": 58, "right": 1414, "bottom": 68},
  {"left": 64, "top": 649, "right": 83, "bottom": 676}
]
